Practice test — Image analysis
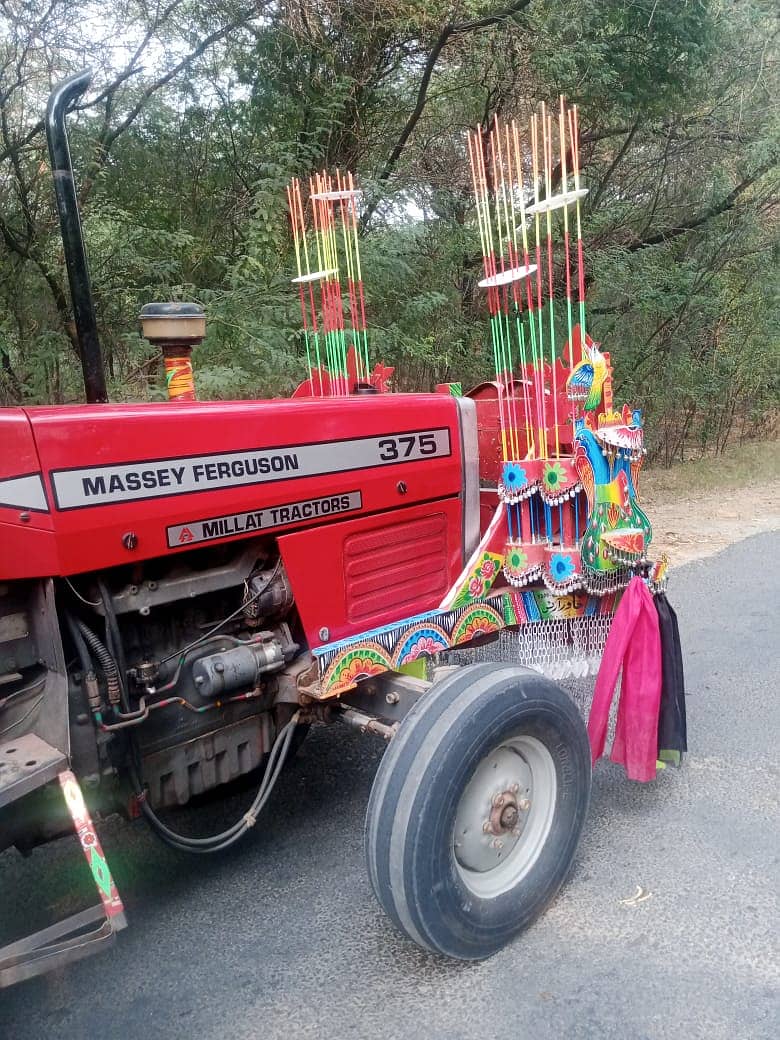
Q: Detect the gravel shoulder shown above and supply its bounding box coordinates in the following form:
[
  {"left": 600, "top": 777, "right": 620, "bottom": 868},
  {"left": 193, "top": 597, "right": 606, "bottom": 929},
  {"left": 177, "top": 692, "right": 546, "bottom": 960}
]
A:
[{"left": 640, "top": 441, "right": 779, "bottom": 565}]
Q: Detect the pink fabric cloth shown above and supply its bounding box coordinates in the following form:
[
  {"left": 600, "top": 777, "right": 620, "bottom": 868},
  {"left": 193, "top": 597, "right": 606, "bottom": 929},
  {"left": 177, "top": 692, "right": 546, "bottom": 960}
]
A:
[{"left": 588, "top": 576, "right": 662, "bottom": 782}]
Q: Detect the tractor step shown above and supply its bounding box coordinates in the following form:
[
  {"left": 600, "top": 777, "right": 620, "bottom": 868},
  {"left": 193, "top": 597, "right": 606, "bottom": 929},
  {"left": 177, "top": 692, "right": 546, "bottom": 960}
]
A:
[
  {"left": 0, "top": 734, "right": 67, "bottom": 809},
  {"left": 0, "top": 770, "right": 126, "bottom": 988},
  {"left": 0, "top": 904, "right": 119, "bottom": 987}
]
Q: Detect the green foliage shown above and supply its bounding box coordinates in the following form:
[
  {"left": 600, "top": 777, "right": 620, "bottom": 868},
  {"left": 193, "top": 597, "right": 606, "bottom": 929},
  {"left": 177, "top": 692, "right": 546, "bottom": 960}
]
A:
[{"left": 0, "top": 0, "right": 777, "bottom": 462}]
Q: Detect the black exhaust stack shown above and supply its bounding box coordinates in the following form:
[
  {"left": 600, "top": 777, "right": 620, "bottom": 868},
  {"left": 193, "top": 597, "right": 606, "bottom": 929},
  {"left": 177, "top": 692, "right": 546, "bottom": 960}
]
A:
[{"left": 45, "top": 69, "right": 108, "bottom": 404}]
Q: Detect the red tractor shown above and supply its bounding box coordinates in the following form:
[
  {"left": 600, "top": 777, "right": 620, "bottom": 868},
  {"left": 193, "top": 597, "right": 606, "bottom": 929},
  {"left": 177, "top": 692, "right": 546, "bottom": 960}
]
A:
[{"left": 1, "top": 73, "right": 676, "bottom": 986}]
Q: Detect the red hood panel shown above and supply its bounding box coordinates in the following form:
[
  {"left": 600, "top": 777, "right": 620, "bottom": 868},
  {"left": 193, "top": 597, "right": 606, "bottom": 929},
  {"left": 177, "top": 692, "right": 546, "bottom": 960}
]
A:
[{"left": 2, "top": 395, "right": 465, "bottom": 577}]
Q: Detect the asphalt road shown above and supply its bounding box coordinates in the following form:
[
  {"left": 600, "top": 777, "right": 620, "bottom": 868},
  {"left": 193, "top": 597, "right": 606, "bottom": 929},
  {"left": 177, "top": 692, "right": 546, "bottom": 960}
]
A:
[{"left": 1, "top": 533, "right": 778, "bottom": 1039}]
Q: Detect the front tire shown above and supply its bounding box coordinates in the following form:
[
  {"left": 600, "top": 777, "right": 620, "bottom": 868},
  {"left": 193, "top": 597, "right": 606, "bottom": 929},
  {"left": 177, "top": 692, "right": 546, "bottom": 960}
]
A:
[{"left": 365, "top": 663, "right": 591, "bottom": 960}]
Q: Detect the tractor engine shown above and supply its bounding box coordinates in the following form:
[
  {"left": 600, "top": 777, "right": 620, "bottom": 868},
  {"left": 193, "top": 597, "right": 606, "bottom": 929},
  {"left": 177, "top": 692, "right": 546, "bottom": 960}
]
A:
[
  {"left": 66, "top": 540, "right": 300, "bottom": 809},
  {"left": 0, "top": 541, "right": 306, "bottom": 855}
]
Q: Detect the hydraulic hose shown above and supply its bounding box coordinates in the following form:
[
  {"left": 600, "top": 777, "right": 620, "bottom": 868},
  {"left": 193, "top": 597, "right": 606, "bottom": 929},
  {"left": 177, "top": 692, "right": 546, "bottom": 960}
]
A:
[
  {"left": 65, "top": 611, "right": 93, "bottom": 677},
  {"left": 131, "top": 712, "right": 300, "bottom": 854},
  {"left": 75, "top": 617, "right": 122, "bottom": 706},
  {"left": 97, "top": 578, "right": 130, "bottom": 704}
]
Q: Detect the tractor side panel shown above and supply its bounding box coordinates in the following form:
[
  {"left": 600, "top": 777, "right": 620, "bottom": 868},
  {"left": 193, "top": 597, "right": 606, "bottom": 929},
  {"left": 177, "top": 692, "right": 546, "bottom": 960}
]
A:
[
  {"left": 0, "top": 411, "right": 57, "bottom": 579},
  {"left": 279, "top": 497, "right": 462, "bottom": 648}
]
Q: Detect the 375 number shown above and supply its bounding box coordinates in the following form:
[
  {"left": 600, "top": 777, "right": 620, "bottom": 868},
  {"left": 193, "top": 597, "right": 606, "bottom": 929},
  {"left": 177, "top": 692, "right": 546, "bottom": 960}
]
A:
[{"left": 377, "top": 433, "right": 439, "bottom": 461}]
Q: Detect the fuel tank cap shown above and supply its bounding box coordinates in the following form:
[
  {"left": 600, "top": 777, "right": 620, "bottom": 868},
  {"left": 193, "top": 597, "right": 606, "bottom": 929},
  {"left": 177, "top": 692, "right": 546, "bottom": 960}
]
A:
[{"left": 139, "top": 302, "right": 206, "bottom": 346}]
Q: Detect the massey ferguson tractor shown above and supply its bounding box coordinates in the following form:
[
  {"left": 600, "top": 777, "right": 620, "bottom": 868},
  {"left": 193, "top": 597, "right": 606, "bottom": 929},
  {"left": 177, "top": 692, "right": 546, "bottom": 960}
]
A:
[{"left": 0, "top": 73, "right": 682, "bottom": 986}]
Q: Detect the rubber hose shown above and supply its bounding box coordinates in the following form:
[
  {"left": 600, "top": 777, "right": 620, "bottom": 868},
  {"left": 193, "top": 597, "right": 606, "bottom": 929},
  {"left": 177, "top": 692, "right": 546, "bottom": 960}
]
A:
[
  {"left": 97, "top": 578, "right": 130, "bottom": 706},
  {"left": 65, "top": 612, "right": 93, "bottom": 677},
  {"left": 134, "top": 714, "right": 299, "bottom": 854},
  {"left": 75, "top": 619, "right": 122, "bottom": 705},
  {"left": 135, "top": 716, "right": 294, "bottom": 849}
]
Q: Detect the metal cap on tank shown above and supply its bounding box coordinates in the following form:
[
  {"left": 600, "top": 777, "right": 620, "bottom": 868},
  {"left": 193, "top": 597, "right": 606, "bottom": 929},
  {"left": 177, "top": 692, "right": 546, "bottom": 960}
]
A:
[
  {"left": 139, "top": 302, "right": 206, "bottom": 347},
  {"left": 140, "top": 302, "right": 205, "bottom": 402}
]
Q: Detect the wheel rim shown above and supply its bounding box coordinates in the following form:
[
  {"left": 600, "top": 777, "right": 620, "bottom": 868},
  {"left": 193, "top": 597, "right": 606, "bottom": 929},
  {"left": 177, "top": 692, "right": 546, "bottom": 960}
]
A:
[{"left": 453, "top": 735, "right": 557, "bottom": 899}]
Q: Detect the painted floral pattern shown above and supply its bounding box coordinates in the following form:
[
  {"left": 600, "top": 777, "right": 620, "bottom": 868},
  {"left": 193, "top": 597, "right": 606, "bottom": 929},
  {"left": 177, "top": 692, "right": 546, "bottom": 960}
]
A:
[
  {"left": 339, "top": 654, "right": 387, "bottom": 683},
  {"left": 543, "top": 460, "right": 567, "bottom": 492},
  {"left": 506, "top": 547, "right": 529, "bottom": 573},
  {"left": 452, "top": 605, "right": 503, "bottom": 644},
  {"left": 549, "top": 552, "right": 576, "bottom": 582},
  {"left": 480, "top": 557, "right": 498, "bottom": 579},
  {"left": 325, "top": 644, "right": 392, "bottom": 692},
  {"left": 403, "top": 634, "right": 445, "bottom": 661},
  {"left": 502, "top": 461, "right": 528, "bottom": 490},
  {"left": 317, "top": 591, "right": 620, "bottom": 697},
  {"left": 469, "top": 576, "right": 484, "bottom": 596},
  {"left": 453, "top": 551, "right": 503, "bottom": 608},
  {"left": 392, "top": 624, "right": 450, "bottom": 667}
]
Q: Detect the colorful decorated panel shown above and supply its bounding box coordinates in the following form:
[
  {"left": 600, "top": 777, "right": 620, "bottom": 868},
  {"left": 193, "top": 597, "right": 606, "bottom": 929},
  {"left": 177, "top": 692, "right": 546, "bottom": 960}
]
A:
[
  {"left": 461, "top": 102, "right": 654, "bottom": 604},
  {"left": 314, "top": 589, "right": 620, "bottom": 697}
]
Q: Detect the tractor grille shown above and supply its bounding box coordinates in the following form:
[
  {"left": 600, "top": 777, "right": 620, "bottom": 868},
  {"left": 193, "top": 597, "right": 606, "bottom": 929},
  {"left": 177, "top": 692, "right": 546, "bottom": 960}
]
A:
[{"left": 344, "top": 513, "right": 449, "bottom": 624}]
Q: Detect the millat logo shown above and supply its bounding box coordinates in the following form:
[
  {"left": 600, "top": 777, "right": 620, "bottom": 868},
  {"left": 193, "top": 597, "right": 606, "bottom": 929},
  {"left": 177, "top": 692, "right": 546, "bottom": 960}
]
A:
[{"left": 166, "top": 492, "right": 363, "bottom": 548}]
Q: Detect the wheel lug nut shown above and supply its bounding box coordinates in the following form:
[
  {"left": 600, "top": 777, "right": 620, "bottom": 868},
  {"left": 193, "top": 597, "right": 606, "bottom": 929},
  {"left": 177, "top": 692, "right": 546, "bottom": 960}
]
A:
[
  {"left": 510, "top": 783, "right": 519, "bottom": 793},
  {"left": 482, "top": 821, "right": 491, "bottom": 833},
  {"left": 492, "top": 794, "right": 505, "bottom": 807},
  {"left": 491, "top": 839, "right": 504, "bottom": 850},
  {"left": 518, "top": 798, "right": 531, "bottom": 811}
]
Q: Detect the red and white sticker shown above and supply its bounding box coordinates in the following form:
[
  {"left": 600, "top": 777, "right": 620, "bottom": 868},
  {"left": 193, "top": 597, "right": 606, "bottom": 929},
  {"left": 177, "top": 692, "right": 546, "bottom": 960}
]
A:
[
  {"left": 0, "top": 472, "right": 48, "bottom": 512},
  {"left": 50, "top": 428, "right": 450, "bottom": 510},
  {"left": 167, "top": 491, "right": 363, "bottom": 547}
]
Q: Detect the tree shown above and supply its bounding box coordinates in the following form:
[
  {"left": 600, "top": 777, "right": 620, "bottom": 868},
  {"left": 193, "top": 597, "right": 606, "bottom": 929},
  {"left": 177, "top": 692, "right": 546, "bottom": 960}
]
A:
[{"left": 0, "top": 0, "right": 776, "bottom": 462}]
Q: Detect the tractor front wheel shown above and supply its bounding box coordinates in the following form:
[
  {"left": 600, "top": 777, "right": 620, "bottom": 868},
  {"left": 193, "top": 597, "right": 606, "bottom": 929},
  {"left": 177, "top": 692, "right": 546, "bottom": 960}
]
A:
[{"left": 365, "top": 663, "right": 591, "bottom": 960}]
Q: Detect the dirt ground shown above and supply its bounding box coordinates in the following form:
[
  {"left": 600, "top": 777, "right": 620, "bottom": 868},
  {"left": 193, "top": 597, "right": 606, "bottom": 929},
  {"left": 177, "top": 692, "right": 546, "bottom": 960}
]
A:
[{"left": 640, "top": 441, "right": 779, "bottom": 566}]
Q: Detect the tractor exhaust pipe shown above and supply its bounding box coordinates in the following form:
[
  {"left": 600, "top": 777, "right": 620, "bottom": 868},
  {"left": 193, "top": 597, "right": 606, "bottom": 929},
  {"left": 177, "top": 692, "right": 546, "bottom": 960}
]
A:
[{"left": 45, "top": 69, "right": 108, "bottom": 404}]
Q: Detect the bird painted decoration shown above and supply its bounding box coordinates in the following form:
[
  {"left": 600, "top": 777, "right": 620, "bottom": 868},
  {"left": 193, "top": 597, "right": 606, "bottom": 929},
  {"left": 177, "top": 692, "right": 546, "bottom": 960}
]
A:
[{"left": 566, "top": 329, "right": 607, "bottom": 412}]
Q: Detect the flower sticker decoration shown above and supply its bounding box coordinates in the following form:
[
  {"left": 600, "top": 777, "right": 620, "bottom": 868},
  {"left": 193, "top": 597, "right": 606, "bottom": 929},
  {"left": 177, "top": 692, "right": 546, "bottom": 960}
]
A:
[
  {"left": 549, "top": 552, "right": 576, "bottom": 583},
  {"left": 452, "top": 605, "right": 503, "bottom": 645},
  {"left": 324, "top": 643, "right": 393, "bottom": 694},
  {"left": 341, "top": 654, "right": 386, "bottom": 683},
  {"left": 404, "top": 635, "right": 445, "bottom": 661},
  {"left": 502, "top": 461, "right": 528, "bottom": 489},
  {"left": 393, "top": 624, "right": 450, "bottom": 667},
  {"left": 469, "top": 576, "right": 485, "bottom": 597},
  {"left": 543, "top": 460, "right": 567, "bottom": 493},
  {"left": 452, "top": 551, "right": 502, "bottom": 609},
  {"left": 480, "top": 555, "right": 497, "bottom": 579},
  {"left": 506, "top": 547, "right": 529, "bottom": 573}
]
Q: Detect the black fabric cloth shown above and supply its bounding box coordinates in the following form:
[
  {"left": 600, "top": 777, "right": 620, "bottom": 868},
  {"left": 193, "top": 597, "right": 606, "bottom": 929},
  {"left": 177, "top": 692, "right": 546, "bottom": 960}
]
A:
[{"left": 655, "top": 592, "right": 687, "bottom": 759}]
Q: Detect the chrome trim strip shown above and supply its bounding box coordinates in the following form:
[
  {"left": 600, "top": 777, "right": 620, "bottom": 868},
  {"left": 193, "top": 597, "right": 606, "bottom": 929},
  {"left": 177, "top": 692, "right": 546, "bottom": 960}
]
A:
[{"left": 453, "top": 396, "right": 480, "bottom": 563}]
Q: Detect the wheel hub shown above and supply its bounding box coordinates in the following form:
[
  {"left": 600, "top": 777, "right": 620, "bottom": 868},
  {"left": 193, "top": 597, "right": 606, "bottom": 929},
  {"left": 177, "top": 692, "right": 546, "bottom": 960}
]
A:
[
  {"left": 454, "top": 747, "right": 532, "bottom": 873},
  {"left": 499, "top": 801, "right": 519, "bottom": 830},
  {"left": 453, "top": 736, "right": 558, "bottom": 897},
  {"left": 484, "top": 787, "right": 527, "bottom": 837}
]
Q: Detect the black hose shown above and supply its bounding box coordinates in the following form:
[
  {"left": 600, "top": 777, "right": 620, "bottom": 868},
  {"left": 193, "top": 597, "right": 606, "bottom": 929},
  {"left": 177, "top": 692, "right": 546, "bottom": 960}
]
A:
[
  {"left": 65, "top": 612, "right": 93, "bottom": 677},
  {"left": 97, "top": 578, "right": 130, "bottom": 707},
  {"left": 75, "top": 618, "right": 122, "bottom": 705},
  {"left": 132, "top": 713, "right": 300, "bottom": 854}
]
